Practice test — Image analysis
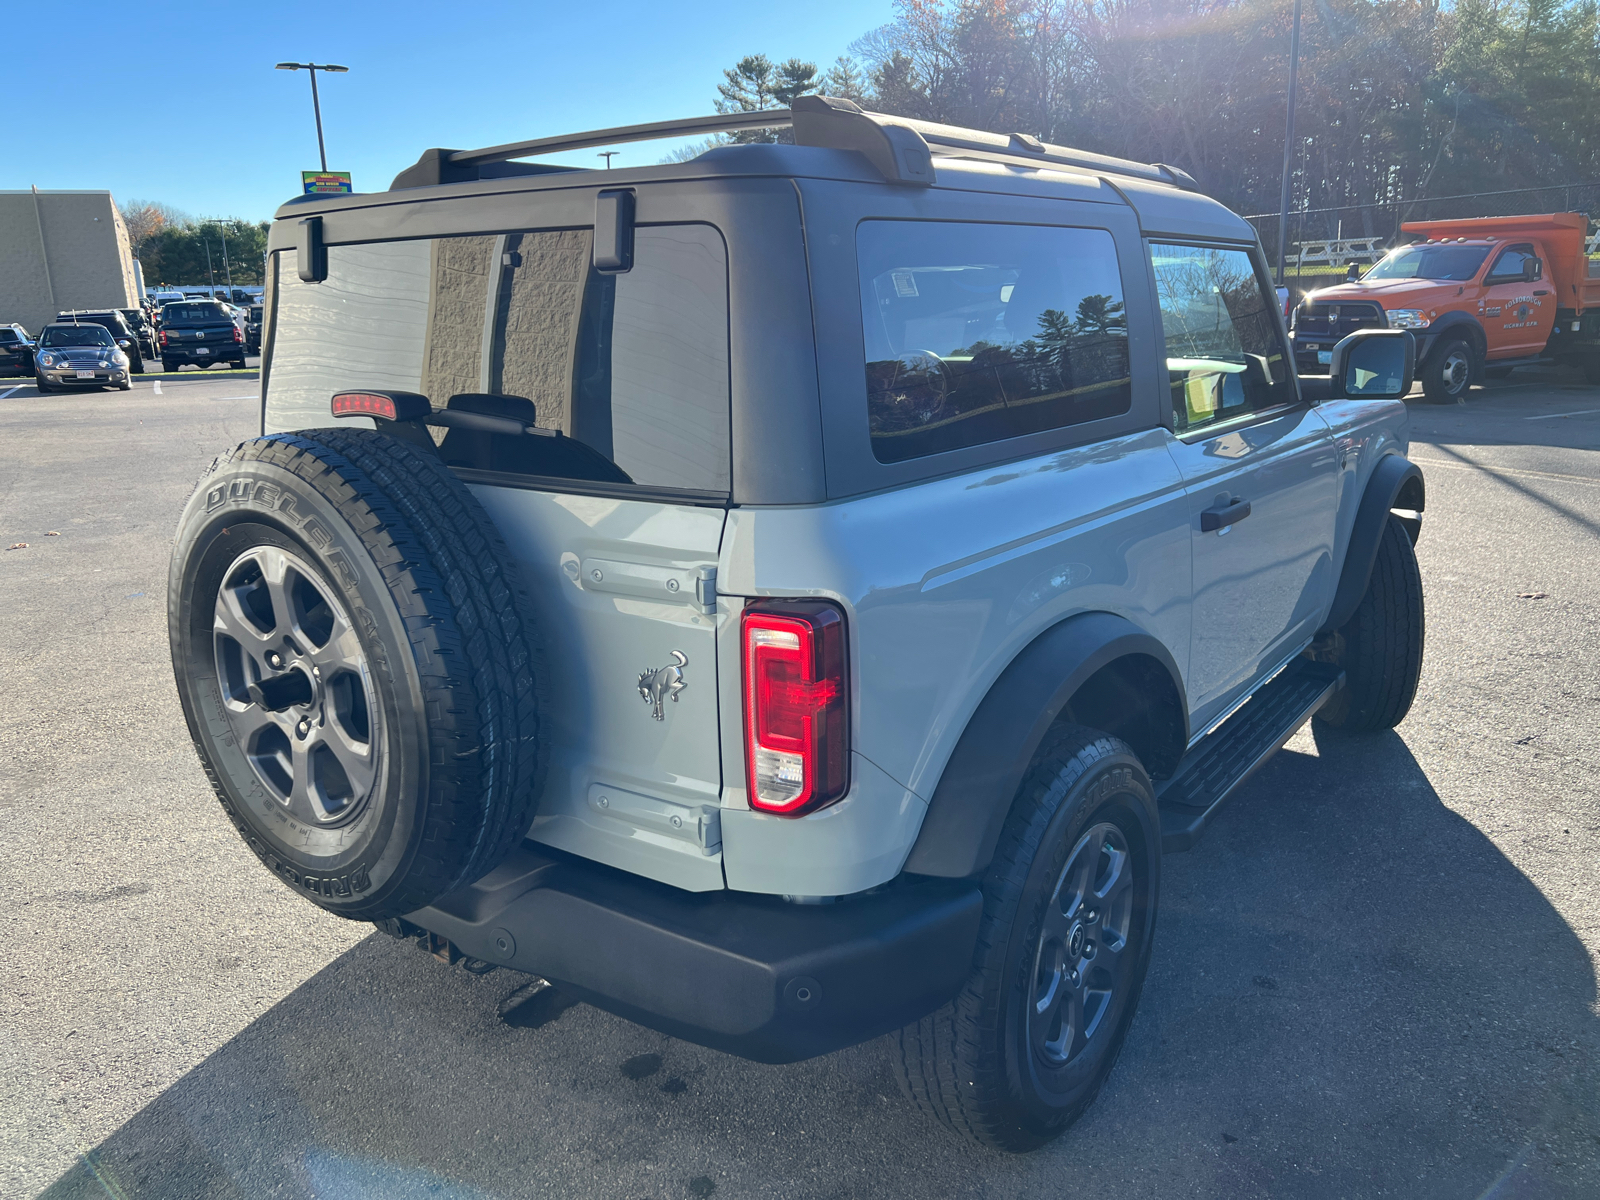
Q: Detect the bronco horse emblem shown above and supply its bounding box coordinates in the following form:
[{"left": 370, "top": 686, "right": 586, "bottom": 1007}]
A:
[{"left": 638, "top": 650, "right": 688, "bottom": 720}]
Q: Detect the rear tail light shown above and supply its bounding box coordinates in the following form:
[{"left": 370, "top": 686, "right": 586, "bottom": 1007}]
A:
[
  {"left": 158, "top": 330, "right": 167, "bottom": 346},
  {"left": 233, "top": 325, "right": 243, "bottom": 343},
  {"left": 742, "top": 601, "right": 848, "bottom": 816}
]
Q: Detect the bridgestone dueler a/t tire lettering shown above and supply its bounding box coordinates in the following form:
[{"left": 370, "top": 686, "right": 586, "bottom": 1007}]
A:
[
  {"left": 892, "top": 727, "right": 1160, "bottom": 1152},
  {"left": 168, "top": 430, "right": 544, "bottom": 921},
  {"left": 1316, "top": 514, "right": 1424, "bottom": 731}
]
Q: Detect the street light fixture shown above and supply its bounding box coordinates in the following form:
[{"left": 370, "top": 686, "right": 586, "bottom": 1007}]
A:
[{"left": 275, "top": 61, "right": 349, "bottom": 173}]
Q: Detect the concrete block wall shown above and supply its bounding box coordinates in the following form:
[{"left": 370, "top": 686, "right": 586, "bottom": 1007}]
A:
[{"left": 0, "top": 190, "right": 139, "bottom": 333}]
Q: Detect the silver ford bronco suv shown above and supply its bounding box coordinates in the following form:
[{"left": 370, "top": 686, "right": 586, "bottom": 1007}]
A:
[{"left": 168, "top": 97, "right": 1426, "bottom": 1151}]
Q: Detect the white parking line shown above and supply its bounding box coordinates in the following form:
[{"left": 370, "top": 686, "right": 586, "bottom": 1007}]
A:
[
  {"left": 0, "top": 385, "right": 22, "bottom": 400},
  {"left": 152, "top": 380, "right": 162, "bottom": 395},
  {"left": 1525, "top": 407, "right": 1600, "bottom": 421}
]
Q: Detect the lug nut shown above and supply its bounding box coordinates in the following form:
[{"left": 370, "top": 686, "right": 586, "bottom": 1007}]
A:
[
  {"left": 296, "top": 718, "right": 311, "bottom": 738},
  {"left": 266, "top": 651, "right": 283, "bottom": 669}
]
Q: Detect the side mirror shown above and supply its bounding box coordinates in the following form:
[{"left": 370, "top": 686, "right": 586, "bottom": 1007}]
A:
[
  {"left": 1346, "top": 262, "right": 1360, "bottom": 282},
  {"left": 1524, "top": 259, "right": 1542, "bottom": 282},
  {"left": 117, "top": 339, "right": 131, "bottom": 348},
  {"left": 1329, "top": 329, "right": 1414, "bottom": 401}
]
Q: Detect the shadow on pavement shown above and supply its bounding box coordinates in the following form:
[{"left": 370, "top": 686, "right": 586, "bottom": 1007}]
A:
[{"left": 39, "top": 727, "right": 1600, "bottom": 1199}]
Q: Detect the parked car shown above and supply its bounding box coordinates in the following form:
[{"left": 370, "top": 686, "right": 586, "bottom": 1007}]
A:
[
  {"left": 244, "top": 304, "right": 263, "bottom": 354},
  {"left": 119, "top": 307, "right": 158, "bottom": 359},
  {"left": 158, "top": 300, "right": 247, "bottom": 370},
  {"left": 166, "top": 96, "right": 1426, "bottom": 1152},
  {"left": 33, "top": 321, "right": 131, "bottom": 391},
  {"left": 0, "top": 323, "right": 35, "bottom": 376},
  {"left": 55, "top": 310, "right": 145, "bottom": 372},
  {"left": 1291, "top": 212, "right": 1600, "bottom": 400}
]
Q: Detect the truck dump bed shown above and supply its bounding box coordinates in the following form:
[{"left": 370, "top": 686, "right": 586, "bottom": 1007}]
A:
[{"left": 1400, "top": 213, "right": 1599, "bottom": 314}]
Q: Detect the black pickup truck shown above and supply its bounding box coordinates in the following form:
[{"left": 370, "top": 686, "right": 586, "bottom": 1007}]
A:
[{"left": 158, "top": 301, "right": 248, "bottom": 371}]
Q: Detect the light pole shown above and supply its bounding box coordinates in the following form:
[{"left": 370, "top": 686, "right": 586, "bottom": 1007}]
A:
[
  {"left": 1274, "top": 0, "right": 1303, "bottom": 285},
  {"left": 275, "top": 61, "right": 349, "bottom": 173}
]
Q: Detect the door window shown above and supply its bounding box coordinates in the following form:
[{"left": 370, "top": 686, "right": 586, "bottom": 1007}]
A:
[
  {"left": 1485, "top": 243, "right": 1539, "bottom": 283},
  {"left": 856, "top": 221, "right": 1131, "bottom": 464},
  {"left": 266, "top": 225, "right": 731, "bottom": 495},
  {"left": 1149, "top": 244, "right": 1294, "bottom": 434}
]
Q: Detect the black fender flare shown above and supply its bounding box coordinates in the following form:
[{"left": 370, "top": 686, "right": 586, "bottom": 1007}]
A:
[
  {"left": 1425, "top": 312, "right": 1486, "bottom": 361},
  {"left": 1320, "top": 453, "right": 1425, "bottom": 634},
  {"left": 902, "top": 611, "right": 1188, "bottom": 879}
]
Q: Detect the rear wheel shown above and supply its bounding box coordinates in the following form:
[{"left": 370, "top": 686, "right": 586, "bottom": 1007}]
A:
[
  {"left": 162, "top": 359, "right": 177, "bottom": 373},
  {"left": 892, "top": 728, "right": 1160, "bottom": 1151},
  {"left": 1420, "top": 337, "right": 1475, "bottom": 403},
  {"left": 1315, "top": 514, "right": 1424, "bottom": 731}
]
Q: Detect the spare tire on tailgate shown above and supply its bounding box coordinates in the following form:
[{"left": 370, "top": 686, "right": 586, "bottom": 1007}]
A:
[{"left": 168, "top": 429, "right": 544, "bottom": 921}]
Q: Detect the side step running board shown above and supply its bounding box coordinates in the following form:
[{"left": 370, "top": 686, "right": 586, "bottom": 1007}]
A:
[{"left": 1156, "top": 659, "right": 1344, "bottom": 853}]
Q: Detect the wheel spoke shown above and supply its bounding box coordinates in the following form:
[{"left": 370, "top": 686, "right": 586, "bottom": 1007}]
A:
[
  {"left": 258, "top": 548, "right": 296, "bottom": 641},
  {"left": 316, "top": 716, "right": 376, "bottom": 798},
  {"left": 213, "top": 586, "right": 276, "bottom": 652},
  {"left": 308, "top": 609, "right": 362, "bottom": 673}
]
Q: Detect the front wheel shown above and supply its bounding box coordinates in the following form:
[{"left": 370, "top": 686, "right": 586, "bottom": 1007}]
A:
[
  {"left": 1420, "top": 337, "right": 1475, "bottom": 403},
  {"left": 893, "top": 728, "right": 1160, "bottom": 1151},
  {"left": 35, "top": 375, "right": 53, "bottom": 393},
  {"left": 1315, "top": 514, "right": 1424, "bottom": 731}
]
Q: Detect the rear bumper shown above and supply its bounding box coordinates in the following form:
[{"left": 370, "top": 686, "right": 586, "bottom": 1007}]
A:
[
  {"left": 404, "top": 844, "right": 982, "bottom": 1063},
  {"left": 162, "top": 346, "right": 241, "bottom": 363}
]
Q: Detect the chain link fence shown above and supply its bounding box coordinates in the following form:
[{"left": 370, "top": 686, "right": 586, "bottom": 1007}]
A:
[{"left": 1245, "top": 180, "right": 1600, "bottom": 293}]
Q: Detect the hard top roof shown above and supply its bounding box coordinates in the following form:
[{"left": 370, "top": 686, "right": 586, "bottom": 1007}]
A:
[{"left": 271, "top": 96, "right": 1252, "bottom": 243}]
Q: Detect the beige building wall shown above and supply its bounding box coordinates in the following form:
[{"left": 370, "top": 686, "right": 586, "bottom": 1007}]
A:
[{"left": 0, "top": 189, "right": 140, "bottom": 333}]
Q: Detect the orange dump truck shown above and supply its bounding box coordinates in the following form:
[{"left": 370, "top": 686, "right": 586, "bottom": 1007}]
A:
[{"left": 1290, "top": 212, "right": 1600, "bottom": 401}]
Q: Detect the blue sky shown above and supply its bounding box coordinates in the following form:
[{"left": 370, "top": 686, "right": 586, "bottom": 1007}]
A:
[{"left": 7, "top": 0, "right": 893, "bottom": 221}]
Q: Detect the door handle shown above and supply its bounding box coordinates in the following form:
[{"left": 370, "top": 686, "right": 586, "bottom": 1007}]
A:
[{"left": 1201, "top": 498, "right": 1251, "bottom": 532}]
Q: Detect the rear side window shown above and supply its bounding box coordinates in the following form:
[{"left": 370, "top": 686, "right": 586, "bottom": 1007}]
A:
[
  {"left": 267, "top": 225, "right": 730, "bottom": 495},
  {"left": 857, "top": 220, "right": 1130, "bottom": 464},
  {"left": 0, "top": 329, "right": 17, "bottom": 344}
]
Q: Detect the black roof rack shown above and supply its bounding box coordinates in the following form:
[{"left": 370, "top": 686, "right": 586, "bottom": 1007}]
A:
[{"left": 389, "top": 96, "right": 1197, "bottom": 194}]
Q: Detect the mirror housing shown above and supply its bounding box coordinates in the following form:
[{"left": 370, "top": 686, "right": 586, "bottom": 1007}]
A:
[
  {"left": 116, "top": 339, "right": 131, "bottom": 348},
  {"left": 1328, "top": 329, "right": 1414, "bottom": 401}
]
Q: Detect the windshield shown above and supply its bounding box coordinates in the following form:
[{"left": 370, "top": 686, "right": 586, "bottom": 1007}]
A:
[
  {"left": 41, "top": 325, "right": 114, "bottom": 347},
  {"left": 1364, "top": 243, "right": 1492, "bottom": 282}
]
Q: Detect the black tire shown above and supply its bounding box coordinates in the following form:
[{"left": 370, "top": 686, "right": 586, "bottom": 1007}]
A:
[
  {"left": 893, "top": 728, "right": 1160, "bottom": 1152},
  {"left": 117, "top": 380, "right": 132, "bottom": 391},
  {"left": 35, "top": 376, "right": 53, "bottom": 393},
  {"left": 162, "top": 359, "right": 178, "bottom": 373},
  {"left": 168, "top": 430, "right": 545, "bottom": 921},
  {"left": 1315, "top": 514, "right": 1424, "bottom": 731},
  {"left": 1420, "top": 336, "right": 1475, "bottom": 403},
  {"left": 129, "top": 352, "right": 145, "bottom": 373},
  {"left": 233, "top": 355, "right": 248, "bottom": 369},
  {"left": 1483, "top": 364, "right": 1513, "bottom": 380},
  {"left": 1583, "top": 359, "right": 1600, "bottom": 386}
]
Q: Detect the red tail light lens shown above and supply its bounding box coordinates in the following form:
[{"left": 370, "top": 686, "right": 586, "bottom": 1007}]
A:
[
  {"left": 158, "top": 330, "right": 167, "bottom": 346},
  {"left": 742, "top": 601, "right": 849, "bottom": 816},
  {"left": 233, "top": 325, "right": 243, "bottom": 343}
]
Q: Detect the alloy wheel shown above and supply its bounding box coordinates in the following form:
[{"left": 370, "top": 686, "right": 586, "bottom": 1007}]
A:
[{"left": 211, "top": 545, "right": 379, "bottom": 827}]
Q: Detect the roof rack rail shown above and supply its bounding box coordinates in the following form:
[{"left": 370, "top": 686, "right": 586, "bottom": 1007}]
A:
[{"left": 388, "top": 95, "right": 1196, "bottom": 194}]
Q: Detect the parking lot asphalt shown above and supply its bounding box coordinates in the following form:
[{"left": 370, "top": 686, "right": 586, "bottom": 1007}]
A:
[{"left": 1, "top": 369, "right": 1597, "bottom": 1200}]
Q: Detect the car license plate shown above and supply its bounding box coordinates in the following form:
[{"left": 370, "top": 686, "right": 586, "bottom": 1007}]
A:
[
  {"left": 195, "top": 348, "right": 210, "bottom": 356},
  {"left": 1317, "top": 350, "right": 1332, "bottom": 365},
  {"left": 76, "top": 369, "right": 96, "bottom": 378}
]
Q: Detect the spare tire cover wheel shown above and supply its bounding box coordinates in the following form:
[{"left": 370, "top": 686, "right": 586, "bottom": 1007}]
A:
[{"left": 169, "top": 430, "right": 544, "bottom": 921}]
